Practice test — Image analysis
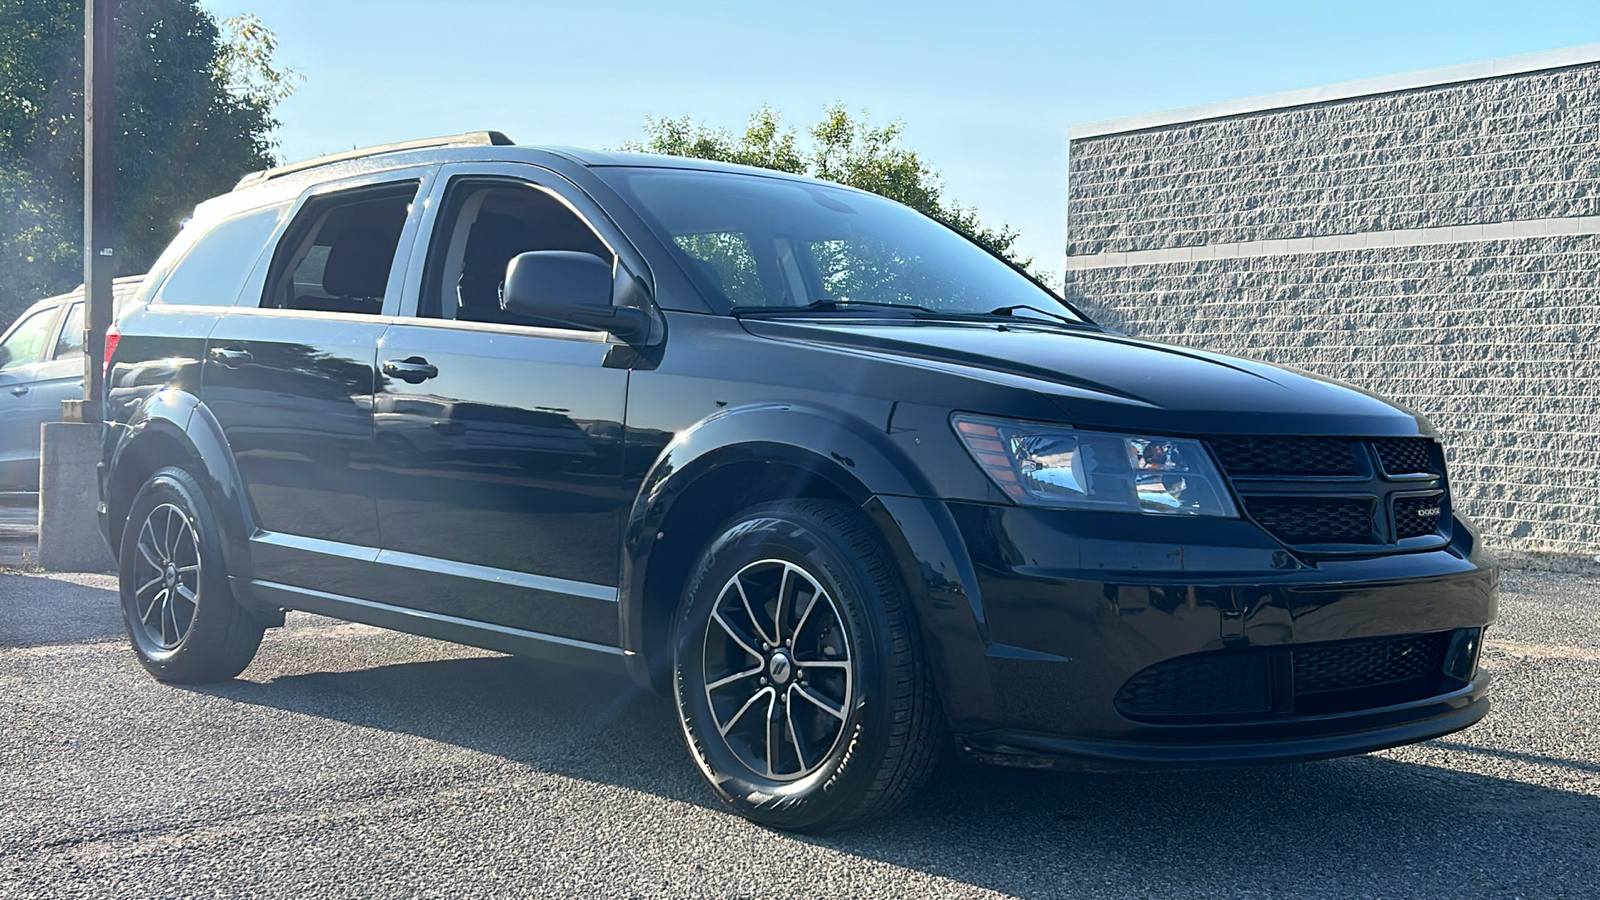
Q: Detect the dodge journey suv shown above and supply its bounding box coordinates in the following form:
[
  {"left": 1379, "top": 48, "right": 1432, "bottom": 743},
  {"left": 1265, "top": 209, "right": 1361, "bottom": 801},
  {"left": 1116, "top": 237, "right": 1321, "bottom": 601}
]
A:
[{"left": 99, "top": 132, "right": 1496, "bottom": 831}]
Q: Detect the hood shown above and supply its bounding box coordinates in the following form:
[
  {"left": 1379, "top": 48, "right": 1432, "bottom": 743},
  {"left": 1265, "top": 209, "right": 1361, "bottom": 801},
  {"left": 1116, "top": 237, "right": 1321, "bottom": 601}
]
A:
[{"left": 739, "top": 318, "right": 1429, "bottom": 437}]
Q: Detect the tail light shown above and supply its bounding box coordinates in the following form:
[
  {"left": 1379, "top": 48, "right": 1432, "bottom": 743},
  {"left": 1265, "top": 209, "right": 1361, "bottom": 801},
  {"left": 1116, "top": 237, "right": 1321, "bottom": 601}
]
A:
[{"left": 102, "top": 322, "right": 120, "bottom": 381}]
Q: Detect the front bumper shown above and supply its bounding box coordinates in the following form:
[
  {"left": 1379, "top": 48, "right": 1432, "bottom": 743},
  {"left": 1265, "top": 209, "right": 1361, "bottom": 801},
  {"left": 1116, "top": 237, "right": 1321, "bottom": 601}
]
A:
[
  {"left": 960, "top": 674, "right": 1489, "bottom": 771},
  {"left": 871, "top": 497, "right": 1498, "bottom": 768}
]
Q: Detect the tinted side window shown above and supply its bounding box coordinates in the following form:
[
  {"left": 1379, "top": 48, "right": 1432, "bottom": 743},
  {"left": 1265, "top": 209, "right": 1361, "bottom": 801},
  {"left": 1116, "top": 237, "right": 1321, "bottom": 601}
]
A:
[
  {"left": 263, "top": 182, "right": 418, "bottom": 315},
  {"left": 151, "top": 206, "right": 285, "bottom": 307},
  {"left": 419, "top": 180, "right": 612, "bottom": 324},
  {"left": 52, "top": 303, "right": 84, "bottom": 359}
]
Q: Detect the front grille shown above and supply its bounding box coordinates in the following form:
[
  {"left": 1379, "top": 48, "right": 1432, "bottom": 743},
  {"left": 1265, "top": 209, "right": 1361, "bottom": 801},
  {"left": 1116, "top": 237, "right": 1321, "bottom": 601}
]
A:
[
  {"left": 1244, "top": 498, "right": 1376, "bottom": 543},
  {"left": 1208, "top": 436, "right": 1358, "bottom": 476},
  {"left": 1393, "top": 493, "right": 1445, "bottom": 539},
  {"left": 1207, "top": 435, "right": 1449, "bottom": 550},
  {"left": 1373, "top": 438, "right": 1438, "bottom": 477},
  {"left": 1115, "top": 631, "right": 1457, "bottom": 721}
]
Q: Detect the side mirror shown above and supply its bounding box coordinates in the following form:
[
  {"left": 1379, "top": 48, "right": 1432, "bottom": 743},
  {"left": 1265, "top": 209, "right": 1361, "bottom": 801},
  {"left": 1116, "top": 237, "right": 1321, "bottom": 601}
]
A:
[
  {"left": 0, "top": 346, "right": 10, "bottom": 369},
  {"left": 502, "top": 250, "right": 650, "bottom": 341}
]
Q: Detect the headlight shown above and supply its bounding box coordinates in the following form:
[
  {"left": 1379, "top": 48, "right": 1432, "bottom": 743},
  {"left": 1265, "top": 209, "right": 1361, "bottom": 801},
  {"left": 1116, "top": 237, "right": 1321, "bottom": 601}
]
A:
[{"left": 952, "top": 414, "right": 1239, "bottom": 517}]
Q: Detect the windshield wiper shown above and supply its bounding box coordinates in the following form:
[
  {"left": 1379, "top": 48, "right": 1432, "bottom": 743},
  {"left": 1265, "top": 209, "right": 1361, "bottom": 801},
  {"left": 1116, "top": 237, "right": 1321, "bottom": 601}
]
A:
[
  {"left": 983, "top": 304, "right": 1083, "bottom": 326},
  {"left": 732, "top": 299, "right": 932, "bottom": 317},
  {"left": 733, "top": 299, "right": 1091, "bottom": 328}
]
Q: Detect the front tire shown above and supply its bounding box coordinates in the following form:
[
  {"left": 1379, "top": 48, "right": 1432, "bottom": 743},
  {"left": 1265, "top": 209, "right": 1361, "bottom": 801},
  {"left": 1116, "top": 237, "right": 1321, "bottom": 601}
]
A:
[
  {"left": 118, "top": 466, "right": 263, "bottom": 683},
  {"left": 672, "top": 500, "right": 943, "bottom": 831}
]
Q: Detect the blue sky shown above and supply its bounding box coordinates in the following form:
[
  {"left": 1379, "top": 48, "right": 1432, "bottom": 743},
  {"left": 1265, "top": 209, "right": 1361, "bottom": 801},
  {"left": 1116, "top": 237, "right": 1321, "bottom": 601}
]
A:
[{"left": 201, "top": 1, "right": 1600, "bottom": 278}]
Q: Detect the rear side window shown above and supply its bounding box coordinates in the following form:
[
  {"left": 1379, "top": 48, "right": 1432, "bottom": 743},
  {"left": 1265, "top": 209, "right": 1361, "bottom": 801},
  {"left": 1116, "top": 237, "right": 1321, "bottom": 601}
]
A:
[
  {"left": 263, "top": 182, "right": 418, "bottom": 315},
  {"left": 52, "top": 303, "right": 84, "bottom": 359},
  {"left": 151, "top": 206, "right": 285, "bottom": 307}
]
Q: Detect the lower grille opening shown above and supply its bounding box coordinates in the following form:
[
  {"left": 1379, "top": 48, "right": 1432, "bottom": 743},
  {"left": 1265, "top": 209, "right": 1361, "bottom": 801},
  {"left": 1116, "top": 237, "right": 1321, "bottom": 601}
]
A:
[
  {"left": 1112, "top": 652, "right": 1273, "bottom": 719},
  {"left": 1294, "top": 632, "right": 1447, "bottom": 693},
  {"left": 1115, "top": 631, "right": 1464, "bottom": 723}
]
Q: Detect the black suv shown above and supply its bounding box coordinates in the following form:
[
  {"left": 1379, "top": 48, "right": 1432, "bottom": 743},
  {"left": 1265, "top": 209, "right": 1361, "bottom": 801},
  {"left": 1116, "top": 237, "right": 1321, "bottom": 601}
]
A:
[{"left": 99, "top": 132, "right": 1495, "bottom": 831}]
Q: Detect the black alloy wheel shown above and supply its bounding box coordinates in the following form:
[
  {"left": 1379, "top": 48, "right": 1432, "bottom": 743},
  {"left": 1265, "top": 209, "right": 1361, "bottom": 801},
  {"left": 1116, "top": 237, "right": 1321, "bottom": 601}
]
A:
[
  {"left": 118, "top": 466, "right": 264, "bottom": 682},
  {"left": 673, "top": 499, "right": 943, "bottom": 832},
  {"left": 128, "top": 500, "right": 202, "bottom": 651},
  {"left": 700, "top": 557, "right": 855, "bottom": 781}
]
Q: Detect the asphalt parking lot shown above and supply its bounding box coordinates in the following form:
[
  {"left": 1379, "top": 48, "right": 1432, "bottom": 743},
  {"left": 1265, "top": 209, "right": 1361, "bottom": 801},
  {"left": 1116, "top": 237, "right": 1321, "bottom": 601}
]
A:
[{"left": 1, "top": 567, "right": 1596, "bottom": 899}]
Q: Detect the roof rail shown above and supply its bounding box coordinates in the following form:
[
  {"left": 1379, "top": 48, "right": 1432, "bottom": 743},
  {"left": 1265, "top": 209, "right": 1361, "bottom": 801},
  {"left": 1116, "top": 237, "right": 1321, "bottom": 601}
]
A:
[{"left": 233, "top": 130, "right": 515, "bottom": 190}]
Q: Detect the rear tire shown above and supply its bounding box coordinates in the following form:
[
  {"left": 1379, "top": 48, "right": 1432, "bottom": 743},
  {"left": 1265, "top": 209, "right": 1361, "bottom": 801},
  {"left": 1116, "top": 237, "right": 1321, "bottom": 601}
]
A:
[
  {"left": 118, "top": 466, "right": 263, "bottom": 683},
  {"left": 672, "top": 499, "right": 943, "bottom": 831}
]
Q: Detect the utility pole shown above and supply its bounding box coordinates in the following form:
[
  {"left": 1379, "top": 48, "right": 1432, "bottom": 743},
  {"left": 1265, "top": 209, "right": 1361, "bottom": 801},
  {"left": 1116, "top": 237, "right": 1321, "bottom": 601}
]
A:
[
  {"left": 72, "top": 0, "right": 114, "bottom": 424},
  {"left": 37, "top": 0, "right": 118, "bottom": 571}
]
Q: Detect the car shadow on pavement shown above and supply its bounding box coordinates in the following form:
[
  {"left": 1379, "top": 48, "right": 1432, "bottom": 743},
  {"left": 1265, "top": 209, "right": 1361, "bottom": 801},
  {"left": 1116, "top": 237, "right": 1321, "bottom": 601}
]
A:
[
  {"left": 191, "top": 648, "right": 1600, "bottom": 898},
  {"left": 0, "top": 573, "right": 123, "bottom": 648}
]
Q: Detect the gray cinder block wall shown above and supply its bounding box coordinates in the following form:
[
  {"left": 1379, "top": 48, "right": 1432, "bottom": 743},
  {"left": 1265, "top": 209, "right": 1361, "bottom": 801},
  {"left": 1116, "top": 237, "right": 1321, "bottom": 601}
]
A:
[{"left": 1063, "top": 45, "right": 1600, "bottom": 566}]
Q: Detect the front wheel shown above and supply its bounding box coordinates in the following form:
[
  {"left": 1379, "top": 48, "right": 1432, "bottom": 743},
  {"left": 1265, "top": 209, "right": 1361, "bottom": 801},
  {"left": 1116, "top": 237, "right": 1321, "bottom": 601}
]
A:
[
  {"left": 118, "top": 466, "right": 264, "bottom": 683},
  {"left": 672, "top": 500, "right": 943, "bottom": 831}
]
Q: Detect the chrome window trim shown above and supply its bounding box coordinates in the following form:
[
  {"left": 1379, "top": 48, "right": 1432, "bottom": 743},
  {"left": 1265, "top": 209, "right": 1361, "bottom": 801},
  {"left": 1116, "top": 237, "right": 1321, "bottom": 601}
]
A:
[
  {"left": 382, "top": 316, "right": 615, "bottom": 344},
  {"left": 224, "top": 306, "right": 401, "bottom": 326}
]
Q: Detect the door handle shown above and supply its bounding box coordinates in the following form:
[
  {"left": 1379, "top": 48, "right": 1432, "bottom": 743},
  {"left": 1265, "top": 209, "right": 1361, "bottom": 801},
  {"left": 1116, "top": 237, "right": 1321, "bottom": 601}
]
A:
[
  {"left": 382, "top": 357, "right": 439, "bottom": 384},
  {"left": 8, "top": 385, "right": 26, "bottom": 397},
  {"left": 209, "top": 347, "right": 253, "bottom": 367}
]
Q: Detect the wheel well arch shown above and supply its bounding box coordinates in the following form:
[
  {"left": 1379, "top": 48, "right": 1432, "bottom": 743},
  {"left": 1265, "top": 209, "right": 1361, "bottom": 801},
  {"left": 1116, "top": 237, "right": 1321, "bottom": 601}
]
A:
[
  {"left": 105, "top": 427, "right": 200, "bottom": 556},
  {"left": 629, "top": 449, "right": 881, "bottom": 693},
  {"left": 106, "top": 400, "right": 256, "bottom": 587}
]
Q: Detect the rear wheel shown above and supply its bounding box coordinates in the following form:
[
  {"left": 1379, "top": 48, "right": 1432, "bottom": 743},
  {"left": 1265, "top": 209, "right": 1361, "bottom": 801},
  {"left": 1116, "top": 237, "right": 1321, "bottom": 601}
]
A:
[
  {"left": 118, "top": 466, "right": 263, "bottom": 683},
  {"left": 672, "top": 499, "right": 942, "bottom": 831}
]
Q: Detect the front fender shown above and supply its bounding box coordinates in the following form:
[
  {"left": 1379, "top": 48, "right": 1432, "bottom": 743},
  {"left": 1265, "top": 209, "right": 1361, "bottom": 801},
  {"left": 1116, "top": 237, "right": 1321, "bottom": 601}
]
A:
[
  {"left": 617, "top": 403, "right": 995, "bottom": 714},
  {"left": 620, "top": 404, "right": 931, "bottom": 616},
  {"left": 634, "top": 401, "right": 935, "bottom": 507},
  {"left": 862, "top": 494, "right": 997, "bottom": 730}
]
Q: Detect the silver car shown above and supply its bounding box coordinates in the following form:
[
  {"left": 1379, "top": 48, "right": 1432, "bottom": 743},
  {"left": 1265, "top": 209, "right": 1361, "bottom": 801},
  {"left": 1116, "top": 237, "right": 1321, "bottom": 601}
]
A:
[{"left": 0, "top": 276, "right": 142, "bottom": 491}]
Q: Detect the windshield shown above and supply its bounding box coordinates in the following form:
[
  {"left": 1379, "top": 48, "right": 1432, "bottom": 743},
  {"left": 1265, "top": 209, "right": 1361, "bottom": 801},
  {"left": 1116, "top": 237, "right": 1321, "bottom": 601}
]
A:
[{"left": 602, "top": 167, "right": 1083, "bottom": 321}]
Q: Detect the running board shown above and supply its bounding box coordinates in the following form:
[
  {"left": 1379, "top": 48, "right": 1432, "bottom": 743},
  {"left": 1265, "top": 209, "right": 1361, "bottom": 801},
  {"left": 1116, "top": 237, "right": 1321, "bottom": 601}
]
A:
[{"left": 239, "top": 577, "right": 631, "bottom": 676}]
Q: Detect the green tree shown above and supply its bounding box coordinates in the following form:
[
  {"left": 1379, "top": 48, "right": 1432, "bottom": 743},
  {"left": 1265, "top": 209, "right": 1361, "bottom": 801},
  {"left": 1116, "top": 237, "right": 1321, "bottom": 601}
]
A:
[
  {"left": 625, "top": 104, "right": 1034, "bottom": 276},
  {"left": 0, "top": 1, "right": 297, "bottom": 329}
]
